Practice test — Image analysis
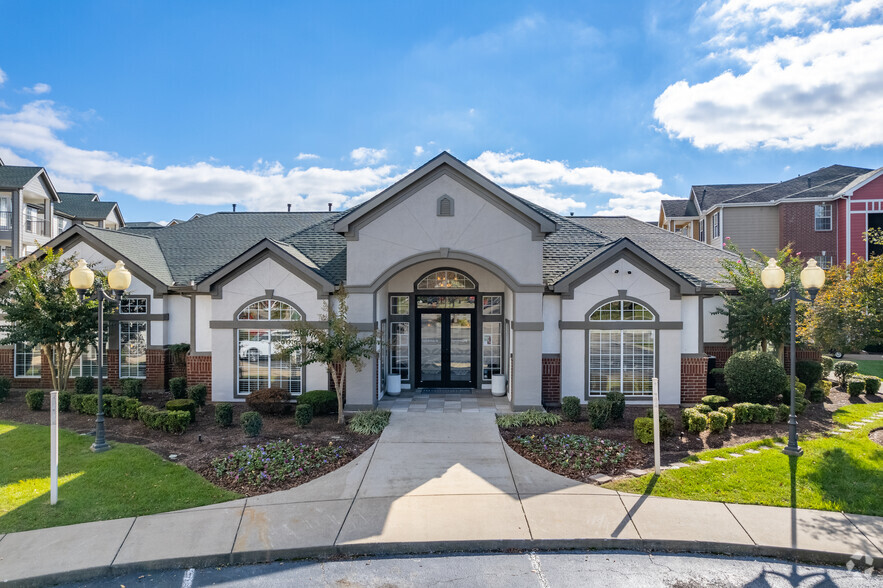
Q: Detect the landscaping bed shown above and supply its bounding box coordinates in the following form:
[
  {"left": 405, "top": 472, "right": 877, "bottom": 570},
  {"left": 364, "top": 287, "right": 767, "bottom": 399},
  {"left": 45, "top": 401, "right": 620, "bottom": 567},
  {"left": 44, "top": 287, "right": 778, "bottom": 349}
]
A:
[{"left": 0, "top": 388, "right": 378, "bottom": 497}]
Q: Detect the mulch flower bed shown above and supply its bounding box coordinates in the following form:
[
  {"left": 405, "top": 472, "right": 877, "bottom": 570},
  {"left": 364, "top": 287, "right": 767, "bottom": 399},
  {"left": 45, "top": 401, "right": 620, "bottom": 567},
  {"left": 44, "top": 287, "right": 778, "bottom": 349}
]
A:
[{"left": 0, "top": 388, "right": 378, "bottom": 497}]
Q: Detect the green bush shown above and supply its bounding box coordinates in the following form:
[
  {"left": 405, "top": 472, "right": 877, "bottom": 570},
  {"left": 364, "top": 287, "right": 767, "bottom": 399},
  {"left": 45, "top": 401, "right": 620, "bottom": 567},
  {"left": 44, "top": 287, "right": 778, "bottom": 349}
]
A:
[
  {"left": 561, "top": 396, "right": 581, "bottom": 421},
  {"left": 215, "top": 402, "right": 233, "bottom": 427},
  {"left": 295, "top": 404, "right": 313, "bottom": 428},
  {"left": 0, "top": 376, "right": 10, "bottom": 402},
  {"left": 709, "top": 367, "right": 728, "bottom": 395},
  {"left": 187, "top": 384, "right": 208, "bottom": 407},
  {"left": 863, "top": 376, "right": 881, "bottom": 395},
  {"left": 241, "top": 411, "right": 263, "bottom": 437},
  {"left": 809, "top": 385, "right": 826, "bottom": 403},
  {"left": 777, "top": 403, "right": 791, "bottom": 423},
  {"left": 847, "top": 378, "right": 865, "bottom": 397},
  {"left": 25, "top": 389, "right": 44, "bottom": 411},
  {"left": 820, "top": 355, "right": 834, "bottom": 373},
  {"left": 724, "top": 350, "right": 788, "bottom": 404},
  {"left": 834, "top": 361, "right": 859, "bottom": 388},
  {"left": 58, "top": 391, "right": 72, "bottom": 412},
  {"left": 681, "top": 407, "right": 695, "bottom": 429},
  {"left": 297, "top": 389, "right": 338, "bottom": 415},
  {"left": 104, "top": 395, "right": 123, "bottom": 418},
  {"left": 137, "top": 407, "right": 189, "bottom": 433},
  {"left": 496, "top": 410, "right": 562, "bottom": 428},
  {"left": 761, "top": 404, "right": 779, "bottom": 424},
  {"left": 701, "top": 395, "right": 728, "bottom": 410},
  {"left": 74, "top": 376, "right": 95, "bottom": 395},
  {"left": 605, "top": 391, "right": 625, "bottom": 421},
  {"left": 707, "top": 411, "right": 727, "bottom": 433},
  {"left": 720, "top": 406, "right": 735, "bottom": 427},
  {"left": 633, "top": 417, "right": 654, "bottom": 444},
  {"left": 796, "top": 361, "right": 824, "bottom": 389},
  {"left": 348, "top": 409, "right": 391, "bottom": 435},
  {"left": 586, "top": 399, "right": 612, "bottom": 429},
  {"left": 71, "top": 393, "right": 98, "bottom": 415},
  {"left": 245, "top": 387, "right": 292, "bottom": 415},
  {"left": 166, "top": 399, "right": 197, "bottom": 422},
  {"left": 694, "top": 403, "right": 713, "bottom": 414},
  {"left": 120, "top": 378, "right": 143, "bottom": 400},
  {"left": 643, "top": 408, "right": 675, "bottom": 437},
  {"left": 733, "top": 402, "right": 758, "bottom": 424},
  {"left": 685, "top": 409, "right": 708, "bottom": 434},
  {"left": 169, "top": 377, "right": 188, "bottom": 399}
]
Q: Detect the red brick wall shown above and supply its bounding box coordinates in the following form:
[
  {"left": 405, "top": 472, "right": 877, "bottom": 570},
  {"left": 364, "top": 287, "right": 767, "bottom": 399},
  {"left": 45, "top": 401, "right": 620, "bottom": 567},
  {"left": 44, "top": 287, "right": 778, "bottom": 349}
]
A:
[
  {"left": 0, "top": 348, "right": 12, "bottom": 381},
  {"left": 783, "top": 347, "right": 822, "bottom": 374},
  {"left": 779, "top": 202, "right": 838, "bottom": 262},
  {"left": 107, "top": 350, "right": 120, "bottom": 389},
  {"left": 837, "top": 199, "right": 848, "bottom": 264},
  {"left": 165, "top": 349, "right": 187, "bottom": 385},
  {"left": 849, "top": 203, "right": 868, "bottom": 261},
  {"left": 145, "top": 349, "right": 165, "bottom": 390},
  {"left": 541, "top": 354, "right": 561, "bottom": 407},
  {"left": 681, "top": 355, "right": 709, "bottom": 404},
  {"left": 704, "top": 343, "right": 733, "bottom": 368},
  {"left": 186, "top": 354, "right": 212, "bottom": 400}
]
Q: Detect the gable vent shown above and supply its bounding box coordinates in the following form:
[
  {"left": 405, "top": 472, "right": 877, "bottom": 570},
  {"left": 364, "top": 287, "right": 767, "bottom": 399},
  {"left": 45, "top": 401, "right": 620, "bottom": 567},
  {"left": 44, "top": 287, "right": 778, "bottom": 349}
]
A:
[{"left": 437, "top": 195, "right": 454, "bottom": 217}]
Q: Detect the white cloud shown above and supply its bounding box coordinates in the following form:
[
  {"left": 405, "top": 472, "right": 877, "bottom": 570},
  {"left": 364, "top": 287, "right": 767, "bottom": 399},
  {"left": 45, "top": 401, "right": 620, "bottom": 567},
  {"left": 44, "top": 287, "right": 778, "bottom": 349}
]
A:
[
  {"left": 414, "top": 145, "right": 424, "bottom": 156},
  {"left": 23, "top": 83, "right": 51, "bottom": 95},
  {"left": 0, "top": 100, "right": 406, "bottom": 211},
  {"left": 467, "top": 151, "right": 675, "bottom": 219},
  {"left": 843, "top": 0, "right": 883, "bottom": 20},
  {"left": 655, "top": 2, "right": 883, "bottom": 150},
  {"left": 295, "top": 152, "right": 319, "bottom": 160},
  {"left": 350, "top": 147, "right": 387, "bottom": 165},
  {"left": 0, "top": 67, "right": 6, "bottom": 86}
]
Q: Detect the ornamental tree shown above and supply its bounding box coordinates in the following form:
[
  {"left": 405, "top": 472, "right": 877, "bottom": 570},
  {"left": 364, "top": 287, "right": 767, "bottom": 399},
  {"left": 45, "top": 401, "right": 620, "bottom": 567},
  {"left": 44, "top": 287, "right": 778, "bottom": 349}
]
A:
[
  {"left": 714, "top": 244, "right": 805, "bottom": 353},
  {"left": 280, "top": 288, "right": 379, "bottom": 425},
  {"left": 0, "top": 248, "right": 111, "bottom": 391}
]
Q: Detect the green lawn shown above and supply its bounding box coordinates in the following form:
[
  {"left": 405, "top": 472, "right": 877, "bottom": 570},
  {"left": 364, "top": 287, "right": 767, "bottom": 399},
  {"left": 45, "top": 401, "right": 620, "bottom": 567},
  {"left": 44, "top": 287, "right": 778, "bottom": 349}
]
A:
[
  {"left": 0, "top": 421, "right": 241, "bottom": 533},
  {"left": 606, "top": 403, "right": 883, "bottom": 516},
  {"left": 855, "top": 359, "right": 883, "bottom": 379}
]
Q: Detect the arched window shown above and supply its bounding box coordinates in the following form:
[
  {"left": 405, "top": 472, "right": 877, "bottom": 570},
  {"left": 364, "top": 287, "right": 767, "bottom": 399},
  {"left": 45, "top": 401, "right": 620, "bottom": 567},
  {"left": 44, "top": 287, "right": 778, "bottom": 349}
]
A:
[
  {"left": 588, "top": 299, "right": 655, "bottom": 397},
  {"left": 417, "top": 270, "right": 476, "bottom": 290},
  {"left": 590, "top": 300, "right": 654, "bottom": 321},
  {"left": 236, "top": 298, "right": 302, "bottom": 397}
]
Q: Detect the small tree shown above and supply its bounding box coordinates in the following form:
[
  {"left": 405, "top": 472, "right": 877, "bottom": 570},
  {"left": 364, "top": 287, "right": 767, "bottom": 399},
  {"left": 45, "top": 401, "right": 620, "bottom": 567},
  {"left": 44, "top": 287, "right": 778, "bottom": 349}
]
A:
[
  {"left": 0, "top": 248, "right": 111, "bottom": 391},
  {"left": 714, "top": 244, "right": 805, "bottom": 353},
  {"left": 280, "top": 288, "right": 379, "bottom": 425}
]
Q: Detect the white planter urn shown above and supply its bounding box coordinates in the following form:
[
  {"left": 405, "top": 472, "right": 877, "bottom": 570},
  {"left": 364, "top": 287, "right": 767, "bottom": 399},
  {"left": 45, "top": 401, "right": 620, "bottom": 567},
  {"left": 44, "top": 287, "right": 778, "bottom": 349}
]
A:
[
  {"left": 491, "top": 374, "right": 507, "bottom": 397},
  {"left": 386, "top": 374, "right": 402, "bottom": 396}
]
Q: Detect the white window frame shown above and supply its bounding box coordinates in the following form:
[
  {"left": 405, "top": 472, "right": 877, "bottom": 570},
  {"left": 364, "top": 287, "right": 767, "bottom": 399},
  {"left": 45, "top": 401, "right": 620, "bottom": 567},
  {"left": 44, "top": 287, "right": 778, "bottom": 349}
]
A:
[
  {"left": 120, "top": 296, "right": 148, "bottom": 315},
  {"left": 699, "top": 218, "right": 706, "bottom": 242},
  {"left": 119, "top": 321, "right": 148, "bottom": 379},
  {"left": 814, "top": 204, "right": 832, "bottom": 231},
  {"left": 236, "top": 328, "right": 302, "bottom": 395},
  {"left": 389, "top": 322, "right": 410, "bottom": 382},
  {"left": 712, "top": 212, "right": 720, "bottom": 239},
  {"left": 481, "top": 321, "right": 502, "bottom": 382},
  {"left": 14, "top": 343, "right": 41, "bottom": 378},
  {"left": 815, "top": 255, "right": 833, "bottom": 270},
  {"left": 588, "top": 329, "right": 655, "bottom": 397},
  {"left": 70, "top": 345, "right": 108, "bottom": 378}
]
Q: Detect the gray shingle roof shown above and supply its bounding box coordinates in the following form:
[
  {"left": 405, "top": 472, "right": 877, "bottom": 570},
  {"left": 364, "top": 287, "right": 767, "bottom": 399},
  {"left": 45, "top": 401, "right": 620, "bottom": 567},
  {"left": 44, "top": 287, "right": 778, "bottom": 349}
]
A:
[
  {"left": 56, "top": 192, "right": 119, "bottom": 220},
  {"left": 721, "top": 165, "right": 871, "bottom": 205},
  {"left": 692, "top": 183, "right": 772, "bottom": 212},
  {"left": 75, "top": 226, "right": 174, "bottom": 286},
  {"left": 660, "top": 199, "right": 698, "bottom": 218},
  {"left": 0, "top": 166, "right": 42, "bottom": 189},
  {"left": 124, "top": 221, "right": 164, "bottom": 229}
]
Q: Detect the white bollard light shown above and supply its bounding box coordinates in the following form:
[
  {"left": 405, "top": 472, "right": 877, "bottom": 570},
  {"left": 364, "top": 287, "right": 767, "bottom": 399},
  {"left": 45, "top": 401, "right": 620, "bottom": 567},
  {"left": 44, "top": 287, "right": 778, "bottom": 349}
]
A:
[{"left": 50, "top": 390, "right": 59, "bottom": 505}]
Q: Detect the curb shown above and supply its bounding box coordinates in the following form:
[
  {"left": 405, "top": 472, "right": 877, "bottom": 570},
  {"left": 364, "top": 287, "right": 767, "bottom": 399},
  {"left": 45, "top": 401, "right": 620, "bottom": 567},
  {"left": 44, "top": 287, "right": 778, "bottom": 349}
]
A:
[{"left": 5, "top": 537, "right": 880, "bottom": 587}]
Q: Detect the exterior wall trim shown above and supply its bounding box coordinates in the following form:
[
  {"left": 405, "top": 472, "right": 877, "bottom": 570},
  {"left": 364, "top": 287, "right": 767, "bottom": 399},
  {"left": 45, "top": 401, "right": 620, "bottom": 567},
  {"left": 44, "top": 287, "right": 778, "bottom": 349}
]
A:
[
  {"left": 511, "top": 322, "right": 544, "bottom": 331},
  {"left": 560, "top": 320, "right": 683, "bottom": 330}
]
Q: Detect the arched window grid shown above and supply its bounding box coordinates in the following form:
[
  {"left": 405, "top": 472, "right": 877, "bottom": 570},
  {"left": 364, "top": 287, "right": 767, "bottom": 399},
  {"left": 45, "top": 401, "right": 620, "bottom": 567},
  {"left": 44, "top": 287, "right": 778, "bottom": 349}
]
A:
[
  {"left": 416, "top": 270, "right": 476, "bottom": 290},
  {"left": 589, "top": 300, "right": 654, "bottom": 321},
  {"left": 237, "top": 299, "right": 302, "bottom": 321}
]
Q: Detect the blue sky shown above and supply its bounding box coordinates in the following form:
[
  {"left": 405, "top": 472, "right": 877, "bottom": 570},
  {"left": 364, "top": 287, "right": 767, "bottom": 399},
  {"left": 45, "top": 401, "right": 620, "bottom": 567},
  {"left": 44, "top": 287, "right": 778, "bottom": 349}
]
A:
[{"left": 0, "top": 0, "right": 881, "bottom": 222}]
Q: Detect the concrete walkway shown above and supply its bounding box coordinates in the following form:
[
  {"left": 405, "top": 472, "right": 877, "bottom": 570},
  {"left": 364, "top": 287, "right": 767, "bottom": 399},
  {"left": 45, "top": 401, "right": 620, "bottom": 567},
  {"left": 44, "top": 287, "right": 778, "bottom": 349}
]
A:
[{"left": 1, "top": 413, "right": 882, "bottom": 586}]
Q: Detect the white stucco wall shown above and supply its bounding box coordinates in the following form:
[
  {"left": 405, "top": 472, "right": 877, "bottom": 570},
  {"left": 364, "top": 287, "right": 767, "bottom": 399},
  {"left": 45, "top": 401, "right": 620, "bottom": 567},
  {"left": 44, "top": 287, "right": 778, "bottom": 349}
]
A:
[
  {"left": 164, "top": 295, "right": 191, "bottom": 346},
  {"left": 680, "top": 296, "right": 699, "bottom": 354},
  {"left": 704, "top": 296, "right": 728, "bottom": 343},
  {"left": 542, "top": 295, "right": 561, "bottom": 354}
]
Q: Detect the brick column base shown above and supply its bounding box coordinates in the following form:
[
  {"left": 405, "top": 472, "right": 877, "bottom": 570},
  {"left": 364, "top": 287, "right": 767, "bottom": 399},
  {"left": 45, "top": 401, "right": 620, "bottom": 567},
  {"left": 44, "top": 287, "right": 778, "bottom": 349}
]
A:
[
  {"left": 681, "top": 355, "right": 709, "bottom": 404},
  {"left": 541, "top": 354, "right": 561, "bottom": 407},
  {"left": 186, "top": 354, "right": 212, "bottom": 400}
]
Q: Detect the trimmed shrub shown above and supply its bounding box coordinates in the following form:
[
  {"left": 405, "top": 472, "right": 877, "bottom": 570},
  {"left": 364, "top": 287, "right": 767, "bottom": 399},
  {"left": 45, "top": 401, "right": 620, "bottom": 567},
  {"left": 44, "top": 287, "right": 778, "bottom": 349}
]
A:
[
  {"left": 833, "top": 361, "right": 859, "bottom": 388},
  {"left": 701, "top": 395, "right": 728, "bottom": 410},
  {"left": 496, "top": 410, "right": 562, "bottom": 428},
  {"left": 245, "top": 387, "right": 292, "bottom": 415},
  {"left": 820, "top": 355, "right": 834, "bottom": 374},
  {"left": 634, "top": 417, "right": 654, "bottom": 444},
  {"left": 348, "top": 409, "right": 391, "bottom": 435},
  {"left": 707, "top": 411, "right": 727, "bottom": 433},
  {"left": 137, "top": 404, "right": 159, "bottom": 426},
  {"left": 25, "top": 389, "right": 44, "bottom": 411},
  {"left": 733, "top": 402, "right": 757, "bottom": 424},
  {"left": 709, "top": 367, "right": 728, "bottom": 395},
  {"left": 761, "top": 405, "right": 779, "bottom": 424},
  {"left": 777, "top": 403, "right": 791, "bottom": 423},
  {"left": 297, "top": 389, "right": 338, "bottom": 415},
  {"left": 166, "top": 398, "right": 197, "bottom": 422},
  {"left": 724, "top": 350, "right": 788, "bottom": 404},
  {"left": 796, "top": 361, "right": 824, "bottom": 390},
  {"left": 187, "top": 384, "right": 208, "bottom": 407},
  {"left": 562, "top": 396, "right": 581, "bottom": 421},
  {"left": 71, "top": 393, "right": 98, "bottom": 415},
  {"left": 58, "top": 391, "right": 72, "bottom": 412},
  {"left": 215, "top": 402, "right": 233, "bottom": 427},
  {"left": 295, "top": 404, "right": 313, "bottom": 428},
  {"left": 169, "top": 377, "right": 188, "bottom": 399},
  {"left": 241, "top": 411, "right": 263, "bottom": 437},
  {"left": 0, "top": 376, "right": 9, "bottom": 403},
  {"left": 863, "top": 376, "right": 881, "bottom": 395},
  {"left": 719, "top": 406, "right": 735, "bottom": 427},
  {"left": 137, "top": 406, "right": 189, "bottom": 433},
  {"left": 686, "top": 410, "right": 708, "bottom": 434},
  {"left": 809, "top": 385, "right": 826, "bottom": 403},
  {"left": 847, "top": 378, "right": 865, "bottom": 397},
  {"left": 605, "top": 391, "right": 626, "bottom": 421},
  {"left": 120, "top": 378, "right": 143, "bottom": 400},
  {"left": 643, "top": 408, "right": 675, "bottom": 437},
  {"left": 74, "top": 376, "right": 95, "bottom": 395},
  {"left": 694, "top": 403, "right": 713, "bottom": 414},
  {"left": 586, "top": 399, "right": 612, "bottom": 429}
]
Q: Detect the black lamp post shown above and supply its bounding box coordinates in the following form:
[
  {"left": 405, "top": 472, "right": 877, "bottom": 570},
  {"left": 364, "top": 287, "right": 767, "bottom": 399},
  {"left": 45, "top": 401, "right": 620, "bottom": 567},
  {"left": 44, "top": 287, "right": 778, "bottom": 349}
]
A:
[
  {"left": 69, "top": 259, "right": 132, "bottom": 453},
  {"left": 760, "top": 258, "right": 826, "bottom": 457}
]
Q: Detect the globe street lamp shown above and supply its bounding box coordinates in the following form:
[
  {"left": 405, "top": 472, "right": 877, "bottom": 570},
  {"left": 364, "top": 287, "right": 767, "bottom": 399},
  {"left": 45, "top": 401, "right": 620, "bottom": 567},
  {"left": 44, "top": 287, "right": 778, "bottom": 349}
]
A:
[
  {"left": 69, "top": 259, "right": 132, "bottom": 452},
  {"left": 760, "top": 258, "right": 826, "bottom": 457}
]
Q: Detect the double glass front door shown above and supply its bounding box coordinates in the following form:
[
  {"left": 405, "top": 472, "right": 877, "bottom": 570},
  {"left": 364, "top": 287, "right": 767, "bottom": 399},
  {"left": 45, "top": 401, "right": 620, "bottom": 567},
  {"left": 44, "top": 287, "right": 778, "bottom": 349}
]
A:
[{"left": 417, "top": 310, "right": 475, "bottom": 388}]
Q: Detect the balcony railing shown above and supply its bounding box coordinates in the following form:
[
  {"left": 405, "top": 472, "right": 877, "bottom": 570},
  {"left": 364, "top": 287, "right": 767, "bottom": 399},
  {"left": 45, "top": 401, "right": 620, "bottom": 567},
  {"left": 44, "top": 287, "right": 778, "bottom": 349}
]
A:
[
  {"left": 0, "top": 212, "right": 11, "bottom": 230},
  {"left": 25, "top": 217, "right": 47, "bottom": 236}
]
